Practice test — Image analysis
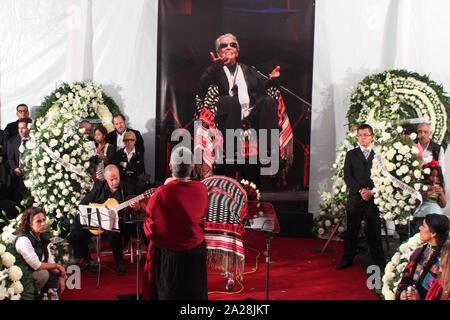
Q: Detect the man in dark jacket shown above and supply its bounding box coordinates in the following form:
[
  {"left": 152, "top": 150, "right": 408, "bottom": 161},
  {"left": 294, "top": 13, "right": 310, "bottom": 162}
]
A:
[
  {"left": 70, "top": 164, "right": 139, "bottom": 275},
  {"left": 336, "top": 124, "right": 385, "bottom": 270},
  {"left": 4, "top": 104, "right": 30, "bottom": 138},
  {"left": 106, "top": 114, "right": 145, "bottom": 153},
  {"left": 416, "top": 123, "right": 445, "bottom": 173}
]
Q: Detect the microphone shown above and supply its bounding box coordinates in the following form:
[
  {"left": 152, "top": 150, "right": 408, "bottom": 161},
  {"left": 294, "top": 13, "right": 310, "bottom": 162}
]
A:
[{"left": 250, "top": 65, "right": 313, "bottom": 110}]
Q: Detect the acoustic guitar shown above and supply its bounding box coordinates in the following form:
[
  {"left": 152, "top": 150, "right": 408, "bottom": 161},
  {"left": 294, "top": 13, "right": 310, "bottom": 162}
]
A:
[{"left": 89, "top": 188, "right": 155, "bottom": 235}]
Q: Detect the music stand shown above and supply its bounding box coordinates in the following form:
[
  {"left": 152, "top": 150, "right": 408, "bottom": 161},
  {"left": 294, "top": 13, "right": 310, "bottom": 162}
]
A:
[
  {"left": 123, "top": 211, "right": 146, "bottom": 300},
  {"left": 245, "top": 202, "right": 280, "bottom": 300},
  {"left": 78, "top": 205, "right": 119, "bottom": 288}
]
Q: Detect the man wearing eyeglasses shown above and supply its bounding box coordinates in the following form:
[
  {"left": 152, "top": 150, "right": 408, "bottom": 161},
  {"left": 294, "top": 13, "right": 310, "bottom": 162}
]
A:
[
  {"left": 195, "top": 33, "right": 281, "bottom": 178},
  {"left": 4, "top": 104, "right": 30, "bottom": 138},
  {"left": 336, "top": 124, "right": 385, "bottom": 270}
]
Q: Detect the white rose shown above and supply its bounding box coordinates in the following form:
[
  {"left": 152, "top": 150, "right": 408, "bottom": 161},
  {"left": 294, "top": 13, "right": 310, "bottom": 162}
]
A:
[
  {"left": 423, "top": 168, "right": 430, "bottom": 174},
  {"left": 386, "top": 149, "right": 396, "bottom": 160},
  {"left": 414, "top": 170, "right": 421, "bottom": 179},
  {"left": 318, "top": 228, "right": 325, "bottom": 235},
  {"left": 8, "top": 266, "right": 23, "bottom": 282},
  {"left": 11, "top": 281, "right": 23, "bottom": 294},
  {"left": 49, "top": 139, "right": 58, "bottom": 148}
]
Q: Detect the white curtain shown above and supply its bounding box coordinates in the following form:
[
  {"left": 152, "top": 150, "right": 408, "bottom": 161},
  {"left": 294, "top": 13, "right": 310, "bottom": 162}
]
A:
[
  {"left": 310, "top": 0, "right": 450, "bottom": 217},
  {"left": 0, "top": 0, "right": 158, "bottom": 179}
]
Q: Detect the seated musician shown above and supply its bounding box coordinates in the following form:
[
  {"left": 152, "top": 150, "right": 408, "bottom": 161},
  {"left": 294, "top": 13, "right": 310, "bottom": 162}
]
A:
[
  {"left": 142, "top": 147, "right": 209, "bottom": 300},
  {"left": 69, "top": 164, "right": 139, "bottom": 275}
]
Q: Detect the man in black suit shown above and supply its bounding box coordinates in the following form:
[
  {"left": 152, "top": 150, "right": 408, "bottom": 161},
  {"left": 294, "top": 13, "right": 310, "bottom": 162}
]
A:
[
  {"left": 6, "top": 117, "right": 32, "bottom": 202},
  {"left": 106, "top": 114, "right": 145, "bottom": 153},
  {"left": 337, "top": 124, "right": 385, "bottom": 270},
  {"left": 4, "top": 104, "right": 30, "bottom": 138}
]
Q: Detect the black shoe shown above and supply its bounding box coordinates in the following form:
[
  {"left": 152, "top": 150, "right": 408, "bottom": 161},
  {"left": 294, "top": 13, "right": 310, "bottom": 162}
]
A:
[
  {"left": 336, "top": 259, "right": 353, "bottom": 270},
  {"left": 117, "top": 260, "right": 126, "bottom": 275}
]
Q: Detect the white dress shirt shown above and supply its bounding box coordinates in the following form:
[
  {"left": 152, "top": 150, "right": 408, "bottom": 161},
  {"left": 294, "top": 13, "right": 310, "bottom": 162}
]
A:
[{"left": 15, "top": 236, "right": 55, "bottom": 271}]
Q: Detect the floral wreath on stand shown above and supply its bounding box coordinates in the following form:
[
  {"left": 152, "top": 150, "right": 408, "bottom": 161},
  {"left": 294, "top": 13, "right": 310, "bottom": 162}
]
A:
[
  {"left": 313, "top": 69, "right": 450, "bottom": 299},
  {"left": 240, "top": 179, "right": 261, "bottom": 224},
  {"left": 0, "top": 81, "right": 121, "bottom": 299}
]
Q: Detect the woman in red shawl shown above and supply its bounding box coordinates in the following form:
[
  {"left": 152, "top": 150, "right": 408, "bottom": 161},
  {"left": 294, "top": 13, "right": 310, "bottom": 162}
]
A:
[{"left": 142, "top": 147, "right": 209, "bottom": 300}]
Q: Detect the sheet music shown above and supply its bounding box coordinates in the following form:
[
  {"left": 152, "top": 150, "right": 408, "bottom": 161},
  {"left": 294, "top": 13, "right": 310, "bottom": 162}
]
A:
[
  {"left": 249, "top": 216, "right": 274, "bottom": 232},
  {"left": 78, "top": 205, "right": 119, "bottom": 232}
]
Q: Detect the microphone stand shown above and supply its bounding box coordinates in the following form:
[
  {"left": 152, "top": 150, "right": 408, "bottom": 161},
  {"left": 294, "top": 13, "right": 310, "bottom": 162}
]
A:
[{"left": 250, "top": 65, "right": 313, "bottom": 118}]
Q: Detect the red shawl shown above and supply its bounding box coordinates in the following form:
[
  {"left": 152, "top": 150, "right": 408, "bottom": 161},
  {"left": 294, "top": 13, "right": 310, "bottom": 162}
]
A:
[{"left": 142, "top": 180, "right": 209, "bottom": 300}]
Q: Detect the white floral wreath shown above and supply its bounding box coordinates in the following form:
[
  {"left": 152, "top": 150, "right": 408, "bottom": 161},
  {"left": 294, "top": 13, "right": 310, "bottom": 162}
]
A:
[{"left": 22, "top": 81, "right": 116, "bottom": 233}]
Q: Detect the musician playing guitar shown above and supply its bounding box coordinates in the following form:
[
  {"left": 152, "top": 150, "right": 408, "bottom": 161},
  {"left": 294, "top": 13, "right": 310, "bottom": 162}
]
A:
[{"left": 70, "top": 164, "right": 145, "bottom": 275}]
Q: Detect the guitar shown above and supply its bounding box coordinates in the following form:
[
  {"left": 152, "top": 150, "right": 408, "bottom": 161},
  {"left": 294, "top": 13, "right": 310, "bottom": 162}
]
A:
[{"left": 89, "top": 188, "right": 155, "bottom": 234}]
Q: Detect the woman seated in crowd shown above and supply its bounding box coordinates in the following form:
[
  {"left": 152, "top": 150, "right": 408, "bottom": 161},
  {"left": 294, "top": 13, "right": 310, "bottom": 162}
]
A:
[
  {"left": 396, "top": 213, "right": 449, "bottom": 300},
  {"left": 426, "top": 242, "right": 450, "bottom": 300},
  {"left": 412, "top": 162, "right": 447, "bottom": 234},
  {"left": 13, "top": 207, "right": 66, "bottom": 298},
  {"left": 91, "top": 125, "right": 114, "bottom": 181},
  {"left": 113, "top": 131, "right": 145, "bottom": 188}
]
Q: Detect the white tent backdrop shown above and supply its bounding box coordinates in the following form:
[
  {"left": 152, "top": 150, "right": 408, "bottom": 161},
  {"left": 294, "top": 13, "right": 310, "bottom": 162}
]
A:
[
  {"left": 0, "top": 0, "right": 448, "bottom": 216},
  {"left": 0, "top": 0, "right": 158, "bottom": 180}
]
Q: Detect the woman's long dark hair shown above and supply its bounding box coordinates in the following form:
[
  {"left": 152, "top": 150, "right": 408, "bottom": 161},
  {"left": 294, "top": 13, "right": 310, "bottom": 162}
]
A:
[
  {"left": 414, "top": 214, "right": 449, "bottom": 294},
  {"left": 17, "top": 207, "right": 46, "bottom": 234}
]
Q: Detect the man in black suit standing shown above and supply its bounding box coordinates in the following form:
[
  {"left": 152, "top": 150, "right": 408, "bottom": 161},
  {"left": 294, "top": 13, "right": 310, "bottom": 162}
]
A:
[
  {"left": 106, "top": 114, "right": 145, "bottom": 153},
  {"left": 6, "top": 117, "right": 32, "bottom": 203},
  {"left": 336, "top": 124, "right": 385, "bottom": 270}
]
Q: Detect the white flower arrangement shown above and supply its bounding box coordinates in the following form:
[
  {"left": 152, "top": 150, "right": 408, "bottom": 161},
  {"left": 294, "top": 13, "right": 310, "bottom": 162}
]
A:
[
  {"left": 313, "top": 134, "right": 358, "bottom": 238},
  {"left": 370, "top": 123, "right": 425, "bottom": 224},
  {"left": 0, "top": 242, "right": 24, "bottom": 300},
  {"left": 22, "top": 81, "right": 118, "bottom": 234}
]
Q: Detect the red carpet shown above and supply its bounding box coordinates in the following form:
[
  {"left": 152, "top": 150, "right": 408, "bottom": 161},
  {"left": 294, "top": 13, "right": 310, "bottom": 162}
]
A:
[{"left": 60, "top": 231, "right": 378, "bottom": 300}]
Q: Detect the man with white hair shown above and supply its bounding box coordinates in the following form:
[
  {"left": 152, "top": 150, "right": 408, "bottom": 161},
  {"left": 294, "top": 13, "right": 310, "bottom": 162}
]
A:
[
  {"left": 416, "top": 123, "right": 445, "bottom": 173},
  {"left": 142, "top": 147, "right": 209, "bottom": 300},
  {"left": 71, "top": 164, "right": 139, "bottom": 275},
  {"left": 194, "top": 33, "right": 284, "bottom": 178}
]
